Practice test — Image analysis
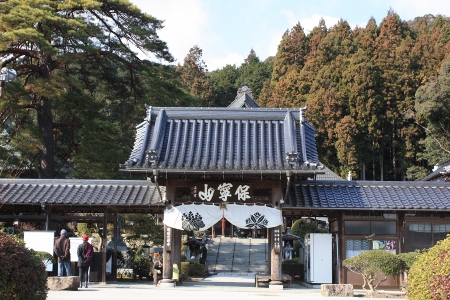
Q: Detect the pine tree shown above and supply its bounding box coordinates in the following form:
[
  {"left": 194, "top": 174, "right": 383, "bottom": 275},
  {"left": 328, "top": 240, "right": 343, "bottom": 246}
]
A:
[{"left": 0, "top": 0, "right": 173, "bottom": 178}]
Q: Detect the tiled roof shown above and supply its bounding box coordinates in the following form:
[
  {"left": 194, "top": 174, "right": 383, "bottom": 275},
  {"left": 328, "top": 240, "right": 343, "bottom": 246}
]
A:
[
  {"left": 1, "top": 178, "right": 450, "bottom": 213},
  {"left": 0, "top": 179, "right": 163, "bottom": 209},
  {"left": 313, "top": 166, "right": 344, "bottom": 181},
  {"left": 422, "top": 160, "right": 450, "bottom": 182},
  {"left": 122, "top": 106, "right": 322, "bottom": 174},
  {"left": 285, "top": 180, "right": 450, "bottom": 210},
  {"left": 228, "top": 93, "right": 261, "bottom": 108},
  {"left": 228, "top": 84, "right": 259, "bottom": 108}
]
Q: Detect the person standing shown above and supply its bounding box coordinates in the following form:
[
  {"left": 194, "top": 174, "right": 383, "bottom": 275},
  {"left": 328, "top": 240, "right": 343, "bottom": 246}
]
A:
[
  {"left": 77, "top": 234, "right": 94, "bottom": 288},
  {"left": 199, "top": 244, "right": 207, "bottom": 265},
  {"left": 54, "top": 229, "right": 72, "bottom": 276},
  {"left": 153, "top": 256, "right": 163, "bottom": 286}
]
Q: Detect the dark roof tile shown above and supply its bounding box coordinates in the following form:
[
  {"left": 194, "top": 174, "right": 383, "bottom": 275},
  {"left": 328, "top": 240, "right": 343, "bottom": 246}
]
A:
[
  {"left": 0, "top": 179, "right": 163, "bottom": 209},
  {"left": 123, "top": 107, "right": 321, "bottom": 174},
  {"left": 294, "top": 181, "right": 450, "bottom": 210}
]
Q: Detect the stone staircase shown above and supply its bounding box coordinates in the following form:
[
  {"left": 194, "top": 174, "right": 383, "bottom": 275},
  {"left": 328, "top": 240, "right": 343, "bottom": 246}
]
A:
[{"left": 206, "top": 236, "right": 268, "bottom": 274}]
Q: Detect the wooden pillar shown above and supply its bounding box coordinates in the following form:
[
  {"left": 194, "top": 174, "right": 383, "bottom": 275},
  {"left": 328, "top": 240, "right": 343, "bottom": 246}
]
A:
[
  {"left": 162, "top": 224, "right": 174, "bottom": 284},
  {"left": 112, "top": 212, "right": 118, "bottom": 281},
  {"left": 270, "top": 180, "right": 283, "bottom": 286},
  {"left": 267, "top": 228, "right": 272, "bottom": 274},
  {"left": 270, "top": 225, "right": 282, "bottom": 283},
  {"left": 102, "top": 208, "right": 107, "bottom": 283},
  {"left": 338, "top": 211, "right": 345, "bottom": 284},
  {"left": 161, "top": 178, "right": 176, "bottom": 286},
  {"left": 172, "top": 228, "right": 182, "bottom": 283}
]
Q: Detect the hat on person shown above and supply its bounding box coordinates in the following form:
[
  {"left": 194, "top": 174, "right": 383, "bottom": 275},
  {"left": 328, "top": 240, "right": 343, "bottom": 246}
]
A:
[
  {"left": 60, "top": 229, "right": 67, "bottom": 236},
  {"left": 82, "top": 234, "right": 89, "bottom": 241}
]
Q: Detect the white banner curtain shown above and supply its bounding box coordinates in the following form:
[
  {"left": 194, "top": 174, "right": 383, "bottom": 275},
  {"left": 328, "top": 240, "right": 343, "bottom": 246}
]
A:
[{"left": 163, "top": 203, "right": 282, "bottom": 231}]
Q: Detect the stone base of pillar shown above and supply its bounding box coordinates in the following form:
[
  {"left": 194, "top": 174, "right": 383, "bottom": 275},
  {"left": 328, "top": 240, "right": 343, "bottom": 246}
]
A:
[
  {"left": 269, "top": 280, "right": 284, "bottom": 290},
  {"left": 159, "top": 279, "right": 176, "bottom": 288}
]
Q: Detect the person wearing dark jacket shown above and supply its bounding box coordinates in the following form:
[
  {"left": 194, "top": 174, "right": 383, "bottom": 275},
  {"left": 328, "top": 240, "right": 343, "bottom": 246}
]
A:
[
  {"left": 54, "top": 229, "right": 72, "bottom": 276},
  {"left": 199, "top": 244, "right": 207, "bottom": 265},
  {"left": 153, "top": 256, "right": 163, "bottom": 286},
  {"left": 77, "top": 234, "right": 94, "bottom": 288}
]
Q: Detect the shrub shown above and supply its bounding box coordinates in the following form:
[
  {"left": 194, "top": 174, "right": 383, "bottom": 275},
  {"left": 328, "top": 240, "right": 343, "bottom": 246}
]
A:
[
  {"left": 291, "top": 219, "right": 327, "bottom": 241},
  {"left": 407, "top": 236, "right": 450, "bottom": 300},
  {"left": 180, "top": 261, "right": 205, "bottom": 281},
  {"left": 0, "top": 235, "right": 48, "bottom": 300},
  {"left": 180, "top": 261, "right": 190, "bottom": 281},
  {"left": 282, "top": 259, "right": 304, "bottom": 280},
  {"left": 132, "top": 255, "right": 152, "bottom": 279},
  {"left": 343, "top": 250, "right": 402, "bottom": 294},
  {"left": 397, "top": 251, "right": 422, "bottom": 274}
]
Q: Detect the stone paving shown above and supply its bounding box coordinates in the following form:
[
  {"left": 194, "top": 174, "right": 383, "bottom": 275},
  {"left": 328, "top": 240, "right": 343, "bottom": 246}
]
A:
[
  {"left": 47, "top": 238, "right": 405, "bottom": 299},
  {"left": 47, "top": 272, "right": 405, "bottom": 300}
]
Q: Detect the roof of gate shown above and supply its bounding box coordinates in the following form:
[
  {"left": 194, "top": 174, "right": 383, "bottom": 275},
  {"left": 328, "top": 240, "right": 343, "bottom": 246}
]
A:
[
  {"left": 285, "top": 180, "right": 450, "bottom": 210},
  {"left": 0, "top": 179, "right": 163, "bottom": 210},
  {"left": 0, "top": 178, "right": 450, "bottom": 212},
  {"left": 121, "top": 106, "right": 322, "bottom": 174}
]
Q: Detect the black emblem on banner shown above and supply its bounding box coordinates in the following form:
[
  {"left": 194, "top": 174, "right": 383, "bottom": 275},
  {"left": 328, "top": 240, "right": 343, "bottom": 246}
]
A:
[
  {"left": 245, "top": 212, "right": 269, "bottom": 229},
  {"left": 182, "top": 211, "right": 205, "bottom": 231}
]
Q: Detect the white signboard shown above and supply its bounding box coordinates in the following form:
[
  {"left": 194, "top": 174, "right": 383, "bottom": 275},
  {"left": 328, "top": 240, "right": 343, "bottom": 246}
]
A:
[{"left": 24, "top": 231, "right": 55, "bottom": 272}]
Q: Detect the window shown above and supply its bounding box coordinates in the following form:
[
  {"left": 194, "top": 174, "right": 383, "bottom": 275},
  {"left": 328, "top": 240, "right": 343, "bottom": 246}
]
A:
[
  {"left": 345, "top": 239, "right": 396, "bottom": 258},
  {"left": 405, "top": 222, "right": 450, "bottom": 252},
  {"left": 345, "top": 221, "right": 396, "bottom": 235},
  {"left": 346, "top": 239, "right": 370, "bottom": 258},
  {"left": 433, "top": 224, "right": 450, "bottom": 242},
  {"left": 405, "top": 223, "right": 431, "bottom": 252}
]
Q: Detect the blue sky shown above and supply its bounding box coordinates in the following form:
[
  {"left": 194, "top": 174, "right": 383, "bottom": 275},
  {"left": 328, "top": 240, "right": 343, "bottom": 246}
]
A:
[{"left": 130, "top": 0, "right": 450, "bottom": 71}]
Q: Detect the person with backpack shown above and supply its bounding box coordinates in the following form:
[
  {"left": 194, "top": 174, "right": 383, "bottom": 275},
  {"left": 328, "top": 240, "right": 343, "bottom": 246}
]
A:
[{"left": 77, "top": 234, "right": 94, "bottom": 288}]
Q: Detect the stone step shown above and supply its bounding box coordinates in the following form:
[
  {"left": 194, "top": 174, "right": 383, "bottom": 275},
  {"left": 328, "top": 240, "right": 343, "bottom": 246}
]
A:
[{"left": 206, "top": 236, "right": 268, "bottom": 273}]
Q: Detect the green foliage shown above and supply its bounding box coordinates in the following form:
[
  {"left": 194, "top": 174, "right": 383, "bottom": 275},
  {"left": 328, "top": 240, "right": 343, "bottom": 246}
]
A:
[
  {"left": 414, "top": 53, "right": 450, "bottom": 167},
  {"left": 121, "top": 214, "right": 164, "bottom": 247},
  {"left": 76, "top": 223, "right": 95, "bottom": 236},
  {"left": 180, "top": 261, "right": 190, "bottom": 281},
  {"left": 406, "top": 165, "right": 429, "bottom": 181},
  {"left": 177, "top": 46, "right": 212, "bottom": 105},
  {"left": 407, "top": 236, "right": 450, "bottom": 300},
  {"left": 257, "top": 12, "right": 450, "bottom": 180},
  {"left": 180, "top": 261, "right": 205, "bottom": 280},
  {"left": 397, "top": 250, "right": 423, "bottom": 273},
  {"left": 343, "top": 250, "right": 402, "bottom": 293},
  {"left": 290, "top": 219, "right": 327, "bottom": 241},
  {"left": 208, "top": 65, "right": 240, "bottom": 107},
  {"left": 282, "top": 259, "right": 304, "bottom": 280},
  {"left": 132, "top": 255, "right": 152, "bottom": 279},
  {"left": 236, "top": 49, "right": 273, "bottom": 100},
  {"left": 0, "top": 235, "right": 48, "bottom": 300},
  {"left": 0, "top": 0, "right": 179, "bottom": 179},
  {"left": 35, "top": 251, "right": 56, "bottom": 265}
]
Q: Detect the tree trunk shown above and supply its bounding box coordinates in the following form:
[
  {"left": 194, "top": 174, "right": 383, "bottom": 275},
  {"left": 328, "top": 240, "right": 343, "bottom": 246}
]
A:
[{"left": 37, "top": 96, "right": 54, "bottom": 178}]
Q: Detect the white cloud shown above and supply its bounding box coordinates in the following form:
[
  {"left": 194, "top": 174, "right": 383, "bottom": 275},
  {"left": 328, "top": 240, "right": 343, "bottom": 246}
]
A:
[
  {"left": 299, "top": 14, "right": 341, "bottom": 33},
  {"left": 390, "top": 0, "right": 450, "bottom": 19},
  {"left": 131, "top": 0, "right": 215, "bottom": 65},
  {"left": 207, "top": 52, "right": 245, "bottom": 71}
]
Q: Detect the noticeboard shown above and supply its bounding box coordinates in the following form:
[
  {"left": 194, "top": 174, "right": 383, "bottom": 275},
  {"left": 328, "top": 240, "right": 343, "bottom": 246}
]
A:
[{"left": 24, "top": 231, "right": 55, "bottom": 271}]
